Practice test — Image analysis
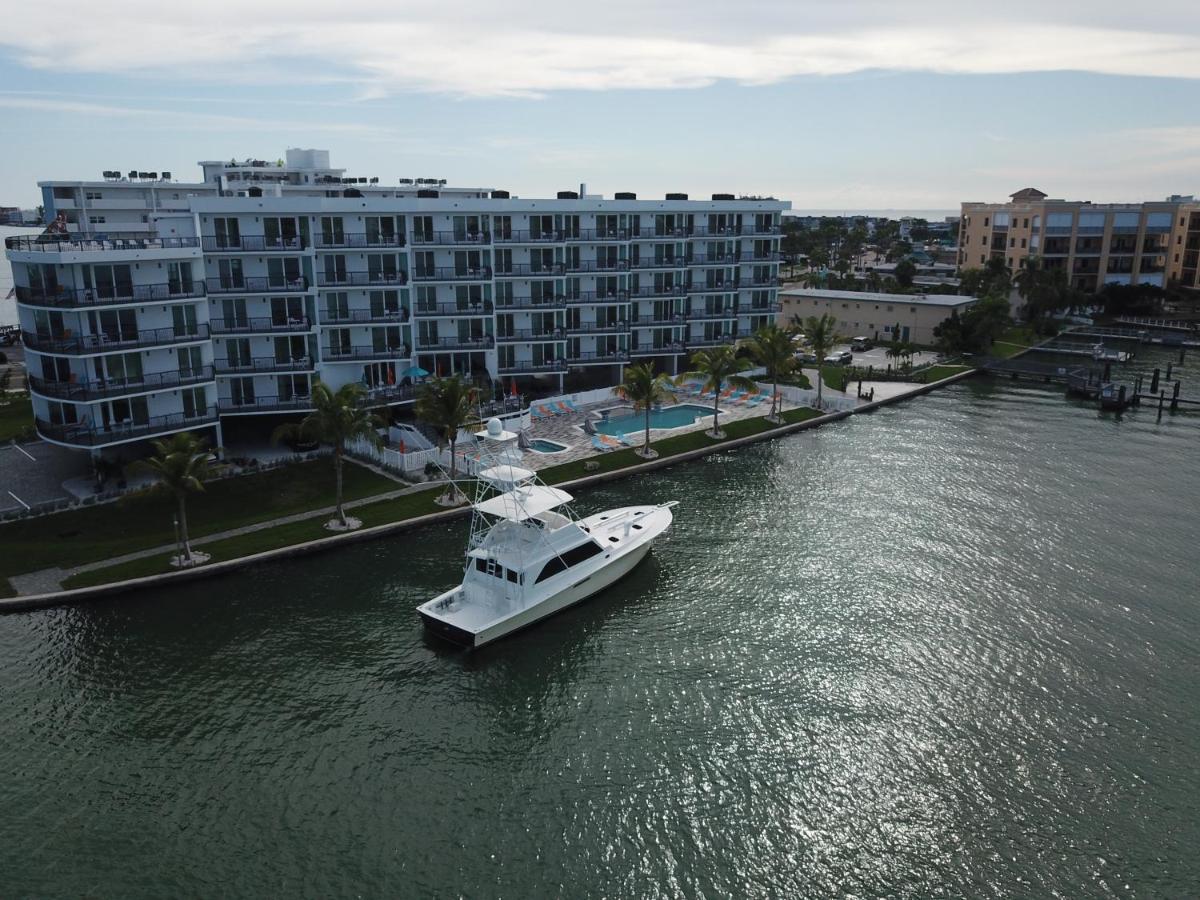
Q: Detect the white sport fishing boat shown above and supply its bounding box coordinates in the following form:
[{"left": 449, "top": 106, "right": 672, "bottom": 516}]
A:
[{"left": 417, "top": 417, "right": 676, "bottom": 649}]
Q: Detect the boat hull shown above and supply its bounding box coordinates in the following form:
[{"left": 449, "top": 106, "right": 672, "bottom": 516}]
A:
[{"left": 419, "top": 504, "right": 671, "bottom": 649}]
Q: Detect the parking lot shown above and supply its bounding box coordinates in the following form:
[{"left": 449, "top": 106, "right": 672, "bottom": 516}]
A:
[
  {"left": 0, "top": 440, "right": 90, "bottom": 515},
  {"left": 829, "top": 341, "right": 939, "bottom": 370}
]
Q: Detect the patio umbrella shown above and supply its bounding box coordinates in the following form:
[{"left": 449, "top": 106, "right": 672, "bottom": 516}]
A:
[
  {"left": 402, "top": 365, "right": 430, "bottom": 378},
  {"left": 509, "top": 379, "right": 517, "bottom": 397}
]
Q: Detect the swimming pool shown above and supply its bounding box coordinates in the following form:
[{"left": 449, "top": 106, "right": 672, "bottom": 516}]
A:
[
  {"left": 592, "top": 403, "right": 712, "bottom": 436},
  {"left": 528, "top": 438, "right": 568, "bottom": 453}
]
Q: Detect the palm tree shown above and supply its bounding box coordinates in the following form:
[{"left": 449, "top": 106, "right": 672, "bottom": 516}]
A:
[
  {"left": 134, "top": 431, "right": 213, "bottom": 564},
  {"left": 747, "top": 324, "right": 796, "bottom": 422},
  {"left": 271, "top": 380, "right": 382, "bottom": 528},
  {"left": 676, "top": 344, "right": 757, "bottom": 438},
  {"left": 613, "top": 363, "right": 676, "bottom": 458},
  {"left": 414, "top": 374, "right": 479, "bottom": 501},
  {"left": 794, "top": 313, "right": 841, "bottom": 407}
]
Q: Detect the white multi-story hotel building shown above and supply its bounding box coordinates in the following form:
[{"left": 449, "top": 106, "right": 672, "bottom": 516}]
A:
[{"left": 5, "top": 150, "right": 787, "bottom": 455}]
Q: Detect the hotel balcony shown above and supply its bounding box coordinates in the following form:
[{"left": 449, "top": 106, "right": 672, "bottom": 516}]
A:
[
  {"left": 321, "top": 309, "right": 409, "bottom": 326},
  {"left": 315, "top": 270, "right": 408, "bottom": 287},
  {"left": 691, "top": 254, "right": 741, "bottom": 266},
  {"left": 410, "top": 231, "right": 491, "bottom": 246},
  {"left": 415, "top": 335, "right": 496, "bottom": 351},
  {"left": 6, "top": 234, "right": 200, "bottom": 254},
  {"left": 210, "top": 316, "right": 315, "bottom": 334},
  {"left": 686, "top": 334, "right": 739, "bottom": 348},
  {"left": 322, "top": 345, "right": 410, "bottom": 362},
  {"left": 686, "top": 309, "right": 739, "bottom": 321},
  {"left": 214, "top": 356, "right": 317, "bottom": 375},
  {"left": 28, "top": 366, "right": 215, "bottom": 402},
  {"left": 496, "top": 329, "right": 565, "bottom": 343},
  {"left": 742, "top": 224, "right": 782, "bottom": 236},
  {"left": 647, "top": 227, "right": 692, "bottom": 239},
  {"left": 690, "top": 226, "right": 743, "bottom": 238},
  {"left": 497, "top": 359, "right": 568, "bottom": 374},
  {"left": 567, "top": 349, "right": 631, "bottom": 364},
  {"left": 218, "top": 395, "right": 315, "bottom": 415},
  {"left": 566, "top": 321, "right": 629, "bottom": 335},
  {"left": 15, "top": 282, "right": 206, "bottom": 309},
  {"left": 632, "top": 315, "right": 685, "bottom": 327},
  {"left": 569, "top": 228, "right": 633, "bottom": 242},
  {"left": 744, "top": 252, "right": 781, "bottom": 263},
  {"left": 747, "top": 276, "right": 780, "bottom": 288},
  {"left": 690, "top": 282, "right": 740, "bottom": 294},
  {"left": 492, "top": 230, "right": 567, "bottom": 244},
  {"left": 360, "top": 384, "right": 418, "bottom": 406},
  {"left": 630, "top": 257, "right": 689, "bottom": 270},
  {"left": 629, "top": 343, "right": 685, "bottom": 356},
  {"left": 206, "top": 276, "right": 310, "bottom": 294},
  {"left": 415, "top": 301, "right": 494, "bottom": 317},
  {"left": 410, "top": 267, "right": 493, "bottom": 283},
  {"left": 37, "top": 407, "right": 219, "bottom": 448},
  {"left": 744, "top": 302, "right": 782, "bottom": 315},
  {"left": 565, "top": 259, "right": 630, "bottom": 274},
  {"left": 629, "top": 285, "right": 688, "bottom": 299},
  {"left": 313, "top": 233, "right": 405, "bottom": 249},
  {"left": 201, "top": 235, "right": 308, "bottom": 252},
  {"left": 495, "top": 296, "right": 567, "bottom": 311},
  {"left": 566, "top": 291, "right": 630, "bottom": 304},
  {"left": 22, "top": 325, "right": 210, "bottom": 356},
  {"left": 492, "top": 263, "right": 562, "bottom": 278}
]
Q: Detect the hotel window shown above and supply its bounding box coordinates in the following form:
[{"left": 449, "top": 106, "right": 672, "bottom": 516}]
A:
[
  {"left": 89, "top": 215, "right": 106, "bottom": 224},
  {"left": 85, "top": 191, "right": 102, "bottom": 200},
  {"left": 1023, "top": 219, "right": 1028, "bottom": 228},
  {"left": 1020, "top": 239, "right": 1027, "bottom": 248}
]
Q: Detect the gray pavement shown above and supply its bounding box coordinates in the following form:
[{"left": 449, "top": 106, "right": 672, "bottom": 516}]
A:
[{"left": 0, "top": 440, "right": 89, "bottom": 515}]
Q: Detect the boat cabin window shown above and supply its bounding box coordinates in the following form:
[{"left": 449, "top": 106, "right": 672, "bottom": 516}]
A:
[
  {"left": 534, "top": 541, "right": 603, "bottom": 584},
  {"left": 474, "top": 557, "right": 522, "bottom": 584}
]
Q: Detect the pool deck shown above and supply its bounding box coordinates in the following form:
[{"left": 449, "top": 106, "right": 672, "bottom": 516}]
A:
[{"left": 520, "top": 392, "right": 801, "bottom": 470}]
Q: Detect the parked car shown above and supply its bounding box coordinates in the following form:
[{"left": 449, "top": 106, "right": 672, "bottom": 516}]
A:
[
  {"left": 850, "top": 336, "right": 873, "bottom": 351},
  {"left": 824, "top": 351, "right": 853, "bottom": 366},
  {"left": 796, "top": 351, "right": 819, "bottom": 364}
]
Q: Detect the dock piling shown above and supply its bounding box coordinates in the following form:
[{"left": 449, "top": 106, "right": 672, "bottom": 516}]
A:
[
  {"left": 1158, "top": 391, "right": 1165, "bottom": 421},
  {"left": 1150, "top": 368, "right": 1160, "bottom": 393},
  {"left": 1172, "top": 381, "right": 1181, "bottom": 412}
]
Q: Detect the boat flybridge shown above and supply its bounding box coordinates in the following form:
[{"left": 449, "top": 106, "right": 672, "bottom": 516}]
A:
[{"left": 417, "top": 418, "right": 677, "bottom": 649}]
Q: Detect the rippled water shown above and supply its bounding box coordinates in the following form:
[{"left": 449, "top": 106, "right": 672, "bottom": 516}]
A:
[{"left": 2, "top": 367, "right": 1199, "bottom": 897}]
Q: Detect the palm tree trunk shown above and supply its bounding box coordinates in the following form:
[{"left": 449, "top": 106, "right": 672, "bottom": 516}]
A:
[
  {"left": 712, "top": 383, "right": 720, "bottom": 436},
  {"left": 448, "top": 437, "right": 457, "bottom": 498},
  {"left": 644, "top": 407, "right": 651, "bottom": 455},
  {"left": 772, "top": 374, "right": 779, "bottom": 419},
  {"left": 177, "top": 494, "right": 191, "bottom": 561},
  {"left": 334, "top": 448, "right": 346, "bottom": 525}
]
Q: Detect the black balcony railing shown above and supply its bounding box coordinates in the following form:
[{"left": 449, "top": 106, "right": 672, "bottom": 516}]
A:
[
  {"left": 315, "top": 270, "right": 408, "bottom": 287},
  {"left": 492, "top": 230, "right": 569, "bottom": 244},
  {"left": 631, "top": 257, "right": 689, "bottom": 269},
  {"left": 415, "top": 335, "right": 495, "bottom": 351},
  {"left": 322, "top": 309, "right": 409, "bottom": 325},
  {"left": 214, "top": 356, "right": 316, "bottom": 374},
  {"left": 686, "top": 309, "right": 739, "bottom": 321},
  {"left": 210, "top": 316, "right": 313, "bottom": 334},
  {"left": 37, "top": 407, "right": 219, "bottom": 447},
  {"left": 566, "top": 321, "right": 629, "bottom": 335},
  {"left": 565, "top": 291, "right": 631, "bottom": 304},
  {"left": 359, "top": 384, "right": 417, "bottom": 406},
  {"left": 492, "top": 263, "right": 562, "bottom": 278},
  {"left": 201, "top": 235, "right": 307, "bottom": 252},
  {"left": 496, "top": 329, "right": 566, "bottom": 342},
  {"left": 410, "top": 267, "right": 493, "bottom": 282},
  {"left": 29, "top": 366, "right": 215, "bottom": 402},
  {"left": 632, "top": 315, "right": 685, "bottom": 327},
  {"left": 747, "top": 277, "right": 780, "bottom": 288},
  {"left": 323, "top": 345, "right": 410, "bottom": 362},
  {"left": 564, "top": 259, "right": 630, "bottom": 273},
  {"left": 497, "top": 359, "right": 568, "bottom": 374},
  {"left": 23, "top": 325, "right": 209, "bottom": 355},
  {"left": 415, "top": 301, "right": 494, "bottom": 316},
  {"left": 743, "top": 224, "right": 782, "bottom": 236},
  {"left": 629, "top": 285, "right": 688, "bottom": 299},
  {"left": 219, "top": 395, "right": 315, "bottom": 413},
  {"left": 410, "top": 231, "right": 492, "bottom": 246},
  {"left": 630, "top": 343, "right": 685, "bottom": 356},
  {"left": 691, "top": 254, "right": 742, "bottom": 265},
  {"left": 686, "top": 334, "right": 739, "bottom": 347},
  {"left": 495, "top": 296, "right": 567, "bottom": 311},
  {"left": 206, "top": 276, "right": 310, "bottom": 294},
  {"left": 691, "top": 282, "right": 741, "bottom": 293},
  {"left": 6, "top": 234, "right": 201, "bottom": 253},
  {"left": 313, "top": 233, "right": 405, "bottom": 249},
  {"left": 15, "top": 282, "right": 205, "bottom": 308},
  {"left": 567, "top": 350, "right": 631, "bottom": 363},
  {"left": 568, "top": 228, "right": 634, "bottom": 242}
]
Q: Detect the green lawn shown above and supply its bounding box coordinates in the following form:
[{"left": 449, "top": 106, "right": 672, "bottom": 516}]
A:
[
  {"left": 989, "top": 325, "right": 1040, "bottom": 359},
  {"left": 0, "top": 459, "right": 399, "bottom": 579},
  {"left": 915, "top": 364, "right": 973, "bottom": 383},
  {"left": 60, "top": 488, "right": 447, "bottom": 590},
  {"left": 819, "top": 365, "right": 855, "bottom": 392},
  {"left": 56, "top": 409, "right": 830, "bottom": 592},
  {"left": 0, "top": 394, "right": 35, "bottom": 443},
  {"left": 776, "top": 372, "right": 813, "bottom": 390}
]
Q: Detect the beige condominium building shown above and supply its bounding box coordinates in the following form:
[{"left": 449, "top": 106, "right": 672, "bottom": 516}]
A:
[
  {"left": 958, "top": 188, "right": 1200, "bottom": 294},
  {"left": 779, "top": 288, "right": 977, "bottom": 346}
]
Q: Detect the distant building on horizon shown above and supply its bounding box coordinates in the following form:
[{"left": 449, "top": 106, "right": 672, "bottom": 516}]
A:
[{"left": 958, "top": 188, "right": 1200, "bottom": 294}]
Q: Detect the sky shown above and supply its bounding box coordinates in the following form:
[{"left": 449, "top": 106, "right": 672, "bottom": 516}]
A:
[{"left": 1, "top": 0, "right": 1198, "bottom": 212}]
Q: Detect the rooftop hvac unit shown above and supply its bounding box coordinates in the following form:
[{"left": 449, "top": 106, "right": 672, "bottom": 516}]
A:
[
  {"left": 665, "top": 192, "right": 688, "bottom": 201},
  {"left": 711, "top": 193, "right": 735, "bottom": 201},
  {"left": 417, "top": 189, "right": 439, "bottom": 198},
  {"left": 557, "top": 191, "right": 579, "bottom": 200},
  {"left": 161, "top": 171, "right": 171, "bottom": 181},
  {"left": 490, "top": 190, "right": 510, "bottom": 199},
  {"left": 615, "top": 192, "right": 637, "bottom": 200}
]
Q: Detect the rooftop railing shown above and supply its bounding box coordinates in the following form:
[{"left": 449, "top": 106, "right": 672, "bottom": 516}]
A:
[{"left": 6, "top": 234, "right": 200, "bottom": 253}]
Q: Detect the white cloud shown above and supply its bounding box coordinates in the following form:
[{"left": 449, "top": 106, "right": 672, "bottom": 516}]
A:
[{"left": 1, "top": 2, "right": 1199, "bottom": 97}]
